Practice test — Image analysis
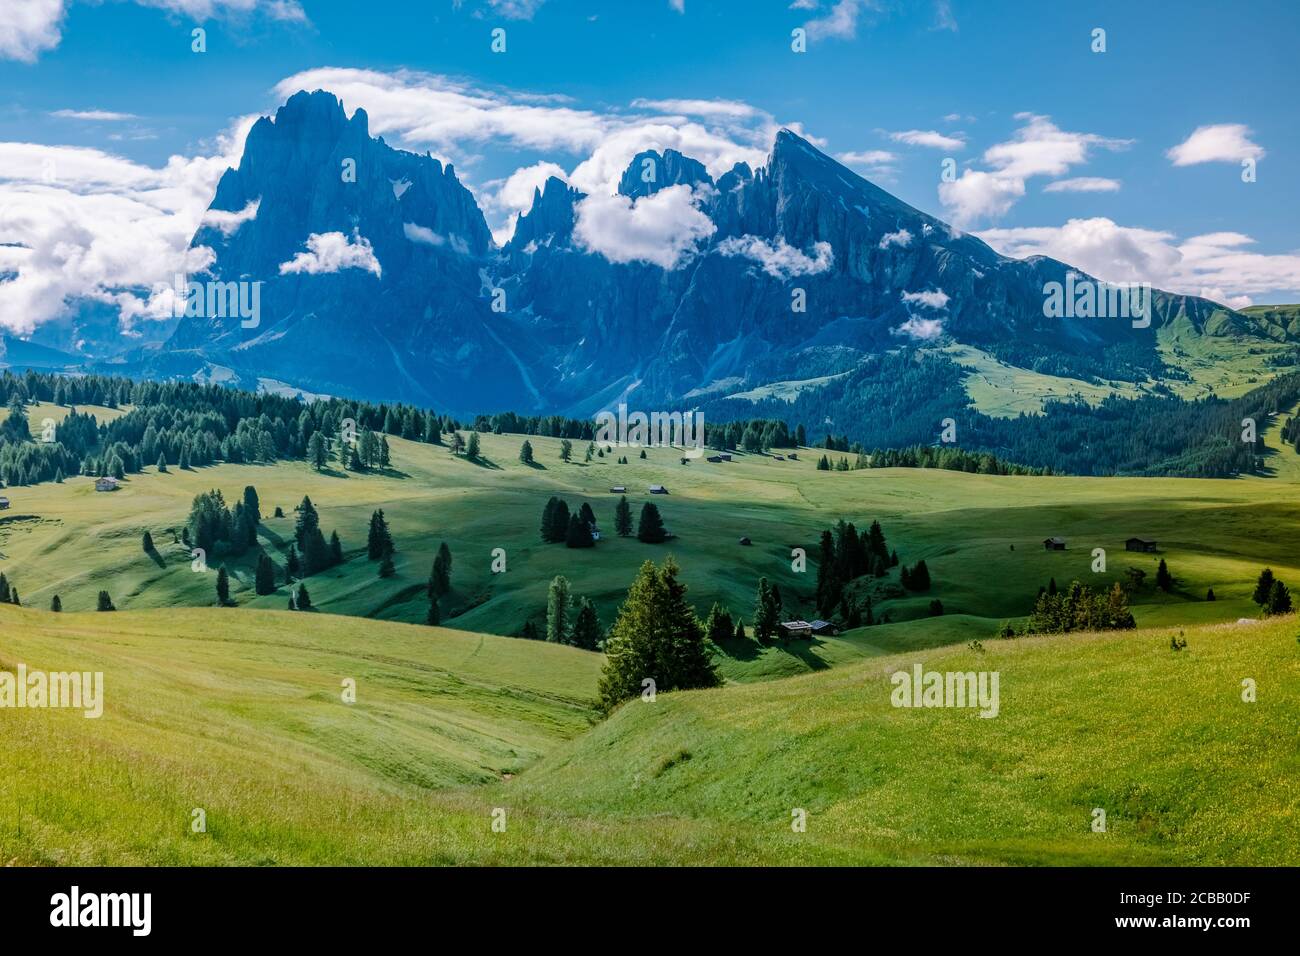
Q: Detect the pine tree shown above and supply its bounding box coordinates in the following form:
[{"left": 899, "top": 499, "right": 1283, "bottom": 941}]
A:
[
  {"left": 295, "top": 496, "right": 319, "bottom": 549},
  {"left": 519, "top": 439, "right": 534, "bottom": 464},
  {"left": 571, "top": 598, "right": 602, "bottom": 651},
  {"left": 378, "top": 553, "right": 396, "bottom": 578},
  {"left": 1266, "top": 579, "right": 1292, "bottom": 616},
  {"left": 565, "top": 513, "right": 595, "bottom": 548},
  {"left": 50, "top": 594, "right": 61, "bottom": 612},
  {"left": 546, "top": 575, "right": 572, "bottom": 644},
  {"left": 216, "top": 566, "right": 231, "bottom": 606},
  {"left": 1252, "top": 568, "right": 1275, "bottom": 606},
  {"left": 579, "top": 502, "right": 596, "bottom": 529},
  {"left": 255, "top": 552, "right": 276, "bottom": 595},
  {"left": 614, "top": 495, "right": 633, "bottom": 537},
  {"left": 733, "top": 619, "right": 747, "bottom": 641},
  {"left": 367, "top": 509, "right": 393, "bottom": 560},
  {"left": 704, "top": 603, "right": 734, "bottom": 644},
  {"left": 904, "top": 559, "right": 931, "bottom": 592},
  {"left": 597, "top": 558, "right": 720, "bottom": 712},
  {"left": 753, "top": 577, "right": 781, "bottom": 642},
  {"left": 560, "top": 439, "right": 572, "bottom": 462},
  {"left": 97, "top": 590, "right": 115, "bottom": 612},
  {"left": 1206, "top": 587, "right": 1216, "bottom": 601},
  {"left": 466, "top": 431, "right": 481, "bottom": 460},
  {"left": 1155, "top": 559, "right": 1173, "bottom": 592},
  {"left": 430, "top": 544, "right": 451, "bottom": 597},
  {"left": 156, "top": 452, "right": 168, "bottom": 473},
  {"left": 521, "top": 620, "right": 540, "bottom": 641},
  {"left": 286, "top": 546, "right": 301, "bottom": 581},
  {"left": 815, "top": 529, "right": 841, "bottom": 616},
  {"left": 295, "top": 583, "right": 312, "bottom": 610},
  {"left": 637, "top": 502, "right": 667, "bottom": 543},
  {"left": 308, "top": 432, "right": 327, "bottom": 470},
  {"left": 329, "top": 530, "right": 343, "bottom": 566}
]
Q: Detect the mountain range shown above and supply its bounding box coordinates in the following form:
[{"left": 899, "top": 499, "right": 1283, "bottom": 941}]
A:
[{"left": 18, "top": 90, "right": 1300, "bottom": 438}]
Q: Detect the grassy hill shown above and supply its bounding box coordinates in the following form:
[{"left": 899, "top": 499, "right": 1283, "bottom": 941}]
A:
[
  {"left": 4, "top": 425, "right": 1300, "bottom": 685},
  {"left": 2, "top": 606, "right": 1293, "bottom": 865}
]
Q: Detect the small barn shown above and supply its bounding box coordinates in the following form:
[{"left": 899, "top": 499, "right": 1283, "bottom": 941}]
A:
[
  {"left": 788, "top": 453, "right": 799, "bottom": 460},
  {"left": 95, "top": 477, "right": 119, "bottom": 492},
  {"left": 706, "top": 455, "right": 725, "bottom": 463},
  {"left": 738, "top": 536, "right": 752, "bottom": 546},
  {"left": 773, "top": 454, "right": 785, "bottom": 461},
  {"left": 649, "top": 485, "right": 668, "bottom": 494},
  {"left": 1125, "top": 537, "right": 1157, "bottom": 553},
  {"left": 1043, "top": 536, "right": 1066, "bottom": 551},
  {"left": 779, "top": 620, "right": 814, "bottom": 640},
  {"left": 0, "top": 496, "right": 9, "bottom": 510},
  {"left": 609, "top": 486, "right": 626, "bottom": 494},
  {"left": 809, "top": 619, "right": 837, "bottom": 637}
]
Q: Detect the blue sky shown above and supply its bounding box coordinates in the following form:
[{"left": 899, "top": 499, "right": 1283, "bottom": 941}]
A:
[{"left": 0, "top": 0, "right": 1297, "bottom": 333}]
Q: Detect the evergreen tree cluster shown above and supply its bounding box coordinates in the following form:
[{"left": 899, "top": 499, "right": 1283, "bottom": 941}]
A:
[
  {"left": 1024, "top": 580, "right": 1136, "bottom": 634},
  {"left": 540, "top": 497, "right": 598, "bottom": 548},
  {"left": 1252, "top": 568, "right": 1293, "bottom": 616}
]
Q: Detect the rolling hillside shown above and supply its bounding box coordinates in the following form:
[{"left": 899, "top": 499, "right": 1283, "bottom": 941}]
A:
[{"left": 2, "top": 606, "right": 1293, "bottom": 865}]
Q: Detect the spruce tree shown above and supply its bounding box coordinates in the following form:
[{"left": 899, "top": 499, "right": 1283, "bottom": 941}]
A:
[
  {"left": 286, "top": 546, "right": 301, "bottom": 582},
  {"left": 571, "top": 598, "right": 602, "bottom": 651},
  {"left": 157, "top": 452, "right": 168, "bottom": 473},
  {"left": 466, "top": 431, "right": 481, "bottom": 460},
  {"left": 519, "top": 439, "right": 534, "bottom": 464},
  {"left": 546, "top": 575, "right": 572, "bottom": 643},
  {"left": 50, "top": 594, "right": 61, "bottom": 612},
  {"left": 614, "top": 495, "right": 633, "bottom": 537},
  {"left": 296, "top": 583, "right": 312, "bottom": 610},
  {"left": 97, "top": 590, "right": 115, "bottom": 612},
  {"left": 521, "top": 620, "right": 540, "bottom": 641},
  {"left": 378, "top": 553, "right": 396, "bottom": 578},
  {"left": 1252, "top": 568, "right": 1275, "bottom": 606},
  {"left": 1267, "top": 579, "right": 1292, "bottom": 615},
  {"left": 637, "top": 502, "right": 667, "bottom": 543},
  {"left": 366, "top": 509, "right": 393, "bottom": 560},
  {"left": 753, "top": 576, "right": 781, "bottom": 641},
  {"left": 295, "top": 496, "right": 319, "bottom": 548},
  {"left": 597, "top": 558, "right": 720, "bottom": 712},
  {"left": 1155, "top": 559, "right": 1173, "bottom": 592},
  {"left": 329, "top": 530, "right": 343, "bottom": 566},
  {"left": 704, "top": 603, "right": 734, "bottom": 644},
  {"left": 216, "top": 566, "right": 231, "bottom": 606},
  {"left": 255, "top": 552, "right": 276, "bottom": 595},
  {"left": 565, "top": 513, "right": 595, "bottom": 548}
]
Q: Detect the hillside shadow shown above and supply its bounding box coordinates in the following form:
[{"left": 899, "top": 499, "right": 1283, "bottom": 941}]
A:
[
  {"left": 782, "top": 638, "right": 834, "bottom": 671},
  {"left": 714, "top": 636, "right": 762, "bottom": 662},
  {"left": 463, "top": 457, "right": 502, "bottom": 470},
  {"left": 145, "top": 549, "right": 165, "bottom": 568},
  {"left": 522, "top": 460, "right": 548, "bottom": 470}
]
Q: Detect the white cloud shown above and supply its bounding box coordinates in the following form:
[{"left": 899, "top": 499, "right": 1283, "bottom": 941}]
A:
[
  {"left": 669, "top": 0, "right": 685, "bottom": 12},
  {"left": 0, "top": 0, "right": 64, "bottom": 62},
  {"left": 938, "top": 170, "right": 1024, "bottom": 229},
  {"left": 0, "top": 116, "right": 255, "bottom": 333},
  {"left": 803, "top": 0, "right": 878, "bottom": 41},
  {"left": 937, "top": 114, "right": 1129, "bottom": 227},
  {"left": 403, "top": 222, "right": 470, "bottom": 255},
  {"left": 977, "top": 217, "right": 1300, "bottom": 306},
  {"left": 279, "top": 231, "right": 382, "bottom": 277},
  {"left": 888, "top": 129, "right": 965, "bottom": 150},
  {"left": 893, "top": 315, "right": 945, "bottom": 341},
  {"left": 878, "top": 228, "right": 912, "bottom": 250},
  {"left": 573, "top": 185, "right": 716, "bottom": 270},
  {"left": 629, "top": 98, "right": 758, "bottom": 120},
  {"left": 717, "top": 235, "right": 834, "bottom": 279},
  {"left": 0, "top": 0, "right": 306, "bottom": 62},
  {"left": 983, "top": 114, "right": 1130, "bottom": 180},
  {"left": 1167, "top": 124, "right": 1265, "bottom": 166},
  {"left": 901, "top": 288, "right": 950, "bottom": 310},
  {"left": 1043, "top": 177, "right": 1121, "bottom": 193},
  {"left": 50, "top": 109, "right": 139, "bottom": 122},
  {"left": 836, "top": 149, "right": 896, "bottom": 166},
  {"left": 201, "top": 198, "right": 259, "bottom": 236}
]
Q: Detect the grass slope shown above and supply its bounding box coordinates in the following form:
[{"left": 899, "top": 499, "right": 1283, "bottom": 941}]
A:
[
  {"left": 4, "top": 428, "right": 1300, "bottom": 683},
  {"left": 3, "top": 606, "right": 1293, "bottom": 865}
]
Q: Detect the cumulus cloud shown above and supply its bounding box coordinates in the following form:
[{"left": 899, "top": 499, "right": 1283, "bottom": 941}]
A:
[
  {"left": 201, "top": 199, "right": 259, "bottom": 236},
  {"left": 938, "top": 170, "right": 1025, "bottom": 229},
  {"left": 717, "top": 235, "right": 834, "bottom": 279},
  {"left": 0, "top": 0, "right": 306, "bottom": 62},
  {"left": 573, "top": 185, "right": 716, "bottom": 270},
  {"left": 1167, "top": 123, "right": 1265, "bottom": 166},
  {"left": 630, "top": 98, "right": 759, "bottom": 120},
  {"left": 803, "top": 0, "right": 879, "bottom": 41},
  {"left": 0, "top": 116, "right": 255, "bottom": 333},
  {"left": 888, "top": 129, "right": 964, "bottom": 150},
  {"left": 937, "top": 114, "right": 1128, "bottom": 227},
  {"left": 893, "top": 315, "right": 945, "bottom": 341},
  {"left": 279, "top": 231, "right": 382, "bottom": 277},
  {"left": 1043, "top": 177, "right": 1121, "bottom": 193},
  {"left": 878, "top": 229, "right": 912, "bottom": 250},
  {"left": 977, "top": 217, "right": 1300, "bottom": 307},
  {"left": 901, "top": 288, "right": 950, "bottom": 310}
]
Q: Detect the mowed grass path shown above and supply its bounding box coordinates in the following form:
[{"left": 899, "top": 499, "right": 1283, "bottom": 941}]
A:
[
  {"left": 4, "top": 425, "right": 1300, "bottom": 682},
  {"left": 2, "top": 606, "right": 1294, "bottom": 865}
]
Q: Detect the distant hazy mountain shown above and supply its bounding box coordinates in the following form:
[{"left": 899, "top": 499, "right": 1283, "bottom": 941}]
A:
[{"left": 97, "top": 89, "right": 1290, "bottom": 421}]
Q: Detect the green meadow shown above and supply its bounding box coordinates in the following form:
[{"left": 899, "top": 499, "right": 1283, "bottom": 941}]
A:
[{"left": 2, "top": 403, "right": 1299, "bottom": 864}]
